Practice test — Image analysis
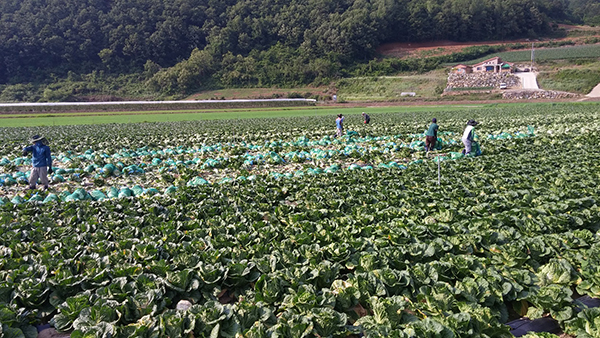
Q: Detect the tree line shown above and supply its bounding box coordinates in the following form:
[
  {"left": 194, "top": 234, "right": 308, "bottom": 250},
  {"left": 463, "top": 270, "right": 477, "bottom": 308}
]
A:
[
  {"left": 567, "top": 0, "right": 600, "bottom": 25},
  {"left": 0, "top": 0, "right": 576, "bottom": 96}
]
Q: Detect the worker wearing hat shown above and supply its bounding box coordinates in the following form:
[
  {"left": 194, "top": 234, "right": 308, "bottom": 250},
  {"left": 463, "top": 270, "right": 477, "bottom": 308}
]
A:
[
  {"left": 362, "top": 112, "right": 370, "bottom": 124},
  {"left": 22, "top": 135, "right": 53, "bottom": 190},
  {"left": 462, "top": 120, "right": 479, "bottom": 155},
  {"left": 425, "top": 118, "right": 438, "bottom": 152}
]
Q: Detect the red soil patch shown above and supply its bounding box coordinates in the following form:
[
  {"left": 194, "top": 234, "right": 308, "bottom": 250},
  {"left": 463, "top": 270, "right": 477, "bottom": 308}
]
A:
[
  {"left": 377, "top": 25, "right": 600, "bottom": 59},
  {"left": 376, "top": 39, "right": 535, "bottom": 58}
]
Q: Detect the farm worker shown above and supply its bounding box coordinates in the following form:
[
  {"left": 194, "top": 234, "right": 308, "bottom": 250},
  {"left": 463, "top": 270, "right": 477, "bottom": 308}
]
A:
[
  {"left": 462, "top": 120, "right": 479, "bottom": 155},
  {"left": 22, "top": 135, "right": 53, "bottom": 190},
  {"left": 362, "top": 112, "right": 370, "bottom": 124},
  {"left": 425, "top": 118, "right": 438, "bottom": 152},
  {"left": 335, "top": 114, "right": 345, "bottom": 137}
]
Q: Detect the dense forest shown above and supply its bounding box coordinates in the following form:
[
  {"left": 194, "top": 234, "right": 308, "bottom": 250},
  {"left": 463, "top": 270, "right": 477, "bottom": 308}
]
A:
[
  {"left": 0, "top": 0, "right": 587, "bottom": 99},
  {"left": 568, "top": 0, "right": 600, "bottom": 25}
]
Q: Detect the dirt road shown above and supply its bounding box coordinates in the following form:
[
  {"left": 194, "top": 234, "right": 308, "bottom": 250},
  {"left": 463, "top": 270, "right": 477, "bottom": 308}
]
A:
[
  {"left": 586, "top": 83, "right": 600, "bottom": 98},
  {"left": 514, "top": 73, "right": 539, "bottom": 90}
]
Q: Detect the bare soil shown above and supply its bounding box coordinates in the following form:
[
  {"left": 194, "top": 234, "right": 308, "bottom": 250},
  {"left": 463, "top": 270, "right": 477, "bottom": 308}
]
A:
[
  {"left": 377, "top": 39, "right": 535, "bottom": 58},
  {"left": 377, "top": 25, "right": 600, "bottom": 59}
]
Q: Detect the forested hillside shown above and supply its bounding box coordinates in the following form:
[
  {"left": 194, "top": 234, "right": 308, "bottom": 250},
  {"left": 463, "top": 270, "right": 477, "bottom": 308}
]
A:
[
  {"left": 568, "top": 0, "right": 600, "bottom": 25},
  {"left": 0, "top": 0, "right": 574, "bottom": 97}
]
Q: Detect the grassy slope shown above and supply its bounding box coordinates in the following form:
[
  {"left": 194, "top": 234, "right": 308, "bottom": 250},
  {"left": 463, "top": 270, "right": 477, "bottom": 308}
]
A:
[
  {"left": 537, "top": 59, "right": 600, "bottom": 94},
  {"left": 186, "top": 87, "right": 331, "bottom": 100},
  {"left": 452, "top": 43, "right": 600, "bottom": 65},
  {"left": 336, "top": 69, "right": 448, "bottom": 102}
]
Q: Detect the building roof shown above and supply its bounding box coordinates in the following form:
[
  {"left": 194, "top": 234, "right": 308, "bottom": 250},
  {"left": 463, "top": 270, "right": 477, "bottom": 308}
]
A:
[
  {"left": 472, "top": 56, "right": 502, "bottom": 68},
  {"left": 453, "top": 57, "right": 514, "bottom": 70}
]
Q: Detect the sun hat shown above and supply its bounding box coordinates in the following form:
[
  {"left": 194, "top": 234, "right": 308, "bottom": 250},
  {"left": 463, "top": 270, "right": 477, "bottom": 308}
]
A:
[
  {"left": 467, "top": 120, "right": 479, "bottom": 126},
  {"left": 31, "top": 135, "right": 44, "bottom": 143}
]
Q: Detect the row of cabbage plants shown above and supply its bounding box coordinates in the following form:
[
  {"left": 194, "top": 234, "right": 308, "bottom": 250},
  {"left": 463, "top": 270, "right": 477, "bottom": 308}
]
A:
[
  {"left": 1, "top": 103, "right": 600, "bottom": 337},
  {"left": 0, "top": 127, "right": 531, "bottom": 205}
]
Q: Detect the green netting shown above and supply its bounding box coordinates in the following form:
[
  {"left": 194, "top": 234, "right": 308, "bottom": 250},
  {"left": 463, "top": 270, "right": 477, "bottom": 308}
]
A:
[
  {"left": 11, "top": 196, "right": 25, "bottom": 204},
  {"left": 146, "top": 188, "right": 160, "bottom": 195},
  {"left": 107, "top": 187, "right": 119, "bottom": 199},
  {"left": 164, "top": 186, "right": 177, "bottom": 195},
  {"left": 118, "top": 187, "right": 133, "bottom": 198},
  {"left": 4, "top": 177, "right": 17, "bottom": 186},
  {"left": 74, "top": 188, "right": 89, "bottom": 200},
  {"left": 270, "top": 172, "right": 284, "bottom": 179},
  {"left": 472, "top": 142, "right": 482, "bottom": 156},
  {"left": 43, "top": 194, "right": 59, "bottom": 203},
  {"left": 64, "top": 193, "right": 81, "bottom": 202},
  {"left": 187, "top": 177, "right": 209, "bottom": 187},
  {"left": 325, "top": 164, "right": 340, "bottom": 173},
  {"left": 202, "top": 159, "right": 220, "bottom": 169},
  {"left": 90, "top": 190, "right": 107, "bottom": 201},
  {"left": 131, "top": 185, "right": 144, "bottom": 196},
  {"left": 388, "top": 161, "right": 405, "bottom": 169},
  {"left": 101, "top": 164, "right": 117, "bottom": 177},
  {"left": 268, "top": 152, "right": 285, "bottom": 164},
  {"left": 51, "top": 174, "right": 65, "bottom": 183},
  {"left": 409, "top": 140, "right": 425, "bottom": 150},
  {"left": 449, "top": 152, "right": 465, "bottom": 160},
  {"left": 59, "top": 190, "right": 71, "bottom": 201},
  {"left": 123, "top": 165, "right": 144, "bottom": 175},
  {"left": 28, "top": 194, "right": 44, "bottom": 202}
]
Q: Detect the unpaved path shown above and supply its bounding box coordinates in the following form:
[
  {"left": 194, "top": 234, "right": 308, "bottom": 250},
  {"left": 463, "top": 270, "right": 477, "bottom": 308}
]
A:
[
  {"left": 515, "top": 72, "right": 540, "bottom": 90},
  {"left": 586, "top": 83, "right": 600, "bottom": 97}
]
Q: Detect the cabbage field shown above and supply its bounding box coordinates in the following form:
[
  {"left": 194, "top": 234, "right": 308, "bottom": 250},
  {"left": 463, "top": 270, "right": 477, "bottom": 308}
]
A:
[{"left": 1, "top": 103, "right": 600, "bottom": 337}]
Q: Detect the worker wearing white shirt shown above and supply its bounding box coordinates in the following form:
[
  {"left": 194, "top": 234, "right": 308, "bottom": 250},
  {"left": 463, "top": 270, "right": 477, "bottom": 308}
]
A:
[{"left": 462, "top": 120, "right": 479, "bottom": 155}]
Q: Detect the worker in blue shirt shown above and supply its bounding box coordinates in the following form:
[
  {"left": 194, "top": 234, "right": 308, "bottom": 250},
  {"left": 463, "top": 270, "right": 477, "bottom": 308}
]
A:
[
  {"left": 22, "top": 135, "right": 53, "bottom": 190},
  {"left": 335, "top": 114, "right": 345, "bottom": 137}
]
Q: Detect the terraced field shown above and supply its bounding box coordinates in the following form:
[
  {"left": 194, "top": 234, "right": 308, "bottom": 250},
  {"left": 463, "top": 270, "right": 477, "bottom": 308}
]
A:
[{"left": 455, "top": 43, "right": 600, "bottom": 65}]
